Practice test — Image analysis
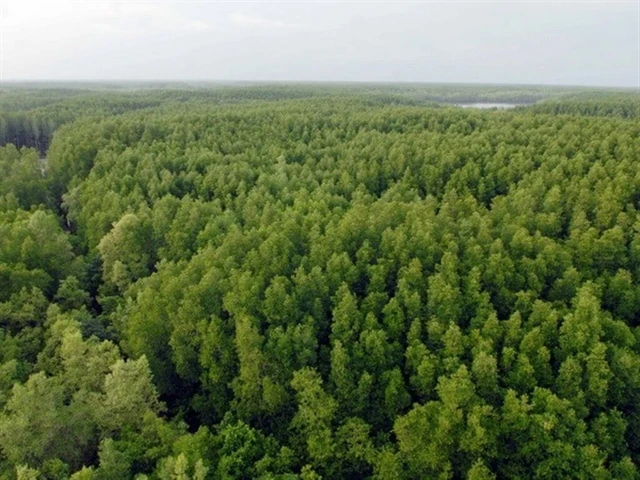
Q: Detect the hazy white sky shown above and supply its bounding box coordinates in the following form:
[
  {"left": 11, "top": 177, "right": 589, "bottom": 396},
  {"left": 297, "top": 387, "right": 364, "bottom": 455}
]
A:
[{"left": 1, "top": 0, "right": 639, "bottom": 87}]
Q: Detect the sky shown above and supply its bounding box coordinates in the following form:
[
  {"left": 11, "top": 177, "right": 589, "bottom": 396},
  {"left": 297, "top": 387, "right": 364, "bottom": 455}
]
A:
[{"left": 1, "top": 0, "right": 639, "bottom": 87}]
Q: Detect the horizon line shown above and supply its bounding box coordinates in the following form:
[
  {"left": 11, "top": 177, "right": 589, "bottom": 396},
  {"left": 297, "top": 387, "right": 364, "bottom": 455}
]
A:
[{"left": 1, "top": 79, "right": 638, "bottom": 90}]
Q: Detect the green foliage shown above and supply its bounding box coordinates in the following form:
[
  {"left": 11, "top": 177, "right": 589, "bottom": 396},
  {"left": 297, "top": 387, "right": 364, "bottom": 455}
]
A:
[
  {"left": 0, "top": 145, "right": 50, "bottom": 209},
  {"left": 0, "top": 209, "right": 78, "bottom": 300},
  {"left": 1, "top": 84, "right": 639, "bottom": 478}
]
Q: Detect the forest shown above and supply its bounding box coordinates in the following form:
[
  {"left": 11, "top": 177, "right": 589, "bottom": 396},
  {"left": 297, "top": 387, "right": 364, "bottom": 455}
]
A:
[{"left": 0, "top": 83, "right": 639, "bottom": 479}]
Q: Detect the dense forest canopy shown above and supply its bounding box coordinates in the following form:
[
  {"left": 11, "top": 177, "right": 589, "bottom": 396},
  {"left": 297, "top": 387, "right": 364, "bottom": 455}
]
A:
[
  {"left": 0, "top": 83, "right": 639, "bottom": 479},
  {"left": 2, "top": 82, "right": 636, "bottom": 155}
]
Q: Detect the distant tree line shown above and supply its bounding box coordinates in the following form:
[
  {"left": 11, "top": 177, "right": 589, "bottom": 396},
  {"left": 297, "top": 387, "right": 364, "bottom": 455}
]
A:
[{"left": 3, "top": 83, "right": 635, "bottom": 155}]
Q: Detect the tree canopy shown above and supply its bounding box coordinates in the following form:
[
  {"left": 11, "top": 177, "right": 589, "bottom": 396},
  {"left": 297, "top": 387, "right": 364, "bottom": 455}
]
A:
[{"left": 0, "top": 83, "right": 638, "bottom": 478}]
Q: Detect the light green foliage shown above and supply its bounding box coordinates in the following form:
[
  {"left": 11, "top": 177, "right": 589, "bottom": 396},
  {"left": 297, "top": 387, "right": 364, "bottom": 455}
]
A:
[
  {"left": 0, "top": 372, "right": 67, "bottom": 466},
  {"left": 0, "top": 318, "right": 168, "bottom": 475},
  {"left": 96, "top": 438, "right": 131, "bottom": 479},
  {"left": 0, "top": 209, "right": 77, "bottom": 300},
  {"left": 156, "top": 453, "right": 208, "bottom": 480},
  {"left": 69, "top": 467, "right": 96, "bottom": 480},
  {"left": 16, "top": 465, "right": 40, "bottom": 480},
  {"left": 100, "top": 356, "right": 163, "bottom": 433},
  {"left": 291, "top": 368, "right": 337, "bottom": 466},
  {"left": 0, "top": 145, "right": 49, "bottom": 209},
  {"left": 98, "top": 212, "right": 154, "bottom": 291},
  {"left": 466, "top": 459, "right": 496, "bottom": 480}
]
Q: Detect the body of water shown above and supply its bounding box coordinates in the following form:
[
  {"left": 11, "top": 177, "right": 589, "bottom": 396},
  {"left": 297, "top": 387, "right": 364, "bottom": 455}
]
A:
[{"left": 456, "top": 102, "right": 524, "bottom": 109}]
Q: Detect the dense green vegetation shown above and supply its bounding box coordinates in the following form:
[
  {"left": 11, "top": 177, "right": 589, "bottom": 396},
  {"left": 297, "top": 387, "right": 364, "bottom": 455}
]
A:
[
  {"left": 0, "top": 83, "right": 639, "bottom": 479},
  {"left": 4, "top": 82, "right": 634, "bottom": 156},
  {"left": 526, "top": 92, "right": 640, "bottom": 119}
]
